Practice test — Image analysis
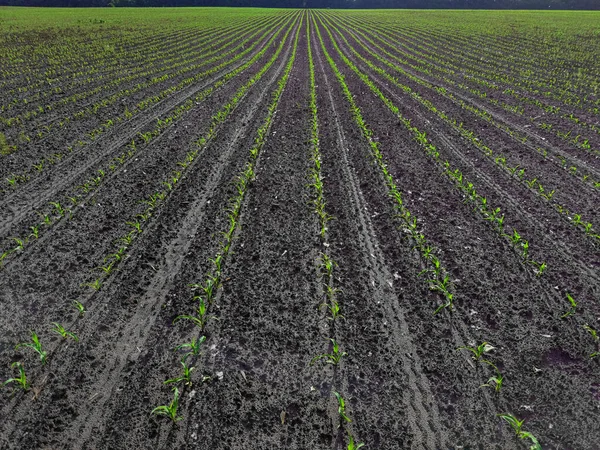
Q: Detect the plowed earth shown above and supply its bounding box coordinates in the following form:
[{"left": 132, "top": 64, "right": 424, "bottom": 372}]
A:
[{"left": 1, "top": 8, "right": 599, "bottom": 450}]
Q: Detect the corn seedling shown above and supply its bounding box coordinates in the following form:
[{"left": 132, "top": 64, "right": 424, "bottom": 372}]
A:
[
  {"left": 498, "top": 413, "right": 541, "bottom": 450},
  {"left": 334, "top": 392, "right": 351, "bottom": 424},
  {"left": 16, "top": 332, "right": 47, "bottom": 365},
  {"left": 84, "top": 279, "right": 102, "bottom": 291},
  {"left": 73, "top": 300, "right": 85, "bottom": 316},
  {"left": 164, "top": 356, "right": 194, "bottom": 386},
  {"left": 12, "top": 237, "right": 25, "bottom": 252},
  {"left": 174, "top": 297, "right": 215, "bottom": 330},
  {"left": 481, "top": 372, "right": 504, "bottom": 392},
  {"left": 584, "top": 324, "right": 598, "bottom": 341},
  {"left": 320, "top": 299, "right": 344, "bottom": 321},
  {"left": 151, "top": 387, "right": 183, "bottom": 422},
  {"left": 126, "top": 221, "right": 142, "bottom": 234},
  {"left": 481, "top": 361, "right": 504, "bottom": 392},
  {"left": 311, "top": 339, "right": 346, "bottom": 365},
  {"left": 457, "top": 341, "right": 494, "bottom": 362},
  {"left": 52, "top": 323, "right": 79, "bottom": 342},
  {"left": 347, "top": 434, "right": 365, "bottom": 450},
  {"left": 2, "top": 362, "right": 29, "bottom": 391},
  {"left": 175, "top": 335, "right": 206, "bottom": 356},
  {"left": 29, "top": 226, "right": 39, "bottom": 239},
  {"left": 325, "top": 284, "right": 342, "bottom": 300},
  {"left": 49, "top": 201, "right": 66, "bottom": 218},
  {"left": 318, "top": 253, "right": 337, "bottom": 279},
  {"left": 561, "top": 292, "right": 577, "bottom": 319},
  {"left": 531, "top": 260, "right": 547, "bottom": 277}
]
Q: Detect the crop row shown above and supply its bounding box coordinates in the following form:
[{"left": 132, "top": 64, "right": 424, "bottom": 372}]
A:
[
  {"left": 0, "top": 14, "right": 289, "bottom": 191},
  {"left": 306, "top": 17, "right": 363, "bottom": 449},
  {"left": 1, "top": 10, "right": 301, "bottom": 416},
  {"left": 0, "top": 13, "right": 284, "bottom": 153},
  {"left": 153, "top": 13, "right": 302, "bottom": 423},
  {"left": 319, "top": 15, "right": 600, "bottom": 245},
  {"left": 0, "top": 14, "right": 296, "bottom": 273},
  {"left": 314, "top": 11, "right": 597, "bottom": 448}
]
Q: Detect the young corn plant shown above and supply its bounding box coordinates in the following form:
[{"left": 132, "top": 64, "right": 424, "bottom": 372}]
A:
[
  {"left": 584, "top": 324, "right": 598, "bottom": 341},
  {"left": 318, "top": 253, "right": 337, "bottom": 279},
  {"left": 347, "top": 434, "right": 365, "bottom": 450},
  {"left": 531, "top": 260, "right": 547, "bottom": 277},
  {"left": 52, "top": 323, "right": 79, "bottom": 342},
  {"left": 498, "top": 413, "right": 541, "bottom": 450},
  {"left": 73, "top": 300, "right": 85, "bottom": 317},
  {"left": 457, "top": 341, "right": 494, "bottom": 363},
  {"left": 481, "top": 361, "right": 504, "bottom": 393},
  {"left": 16, "top": 332, "right": 47, "bottom": 365},
  {"left": 2, "top": 362, "right": 29, "bottom": 391},
  {"left": 175, "top": 335, "right": 206, "bottom": 357},
  {"left": 29, "top": 225, "right": 40, "bottom": 240},
  {"left": 584, "top": 324, "right": 599, "bottom": 358},
  {"left": 83, "top": 278, "right": 102, "bottom": 291},
  {"left": 320, "top": 299, "right": 344, "bottom": 321},
  {"left": 164, "top": 356, "right": 194, "bottom": 386},
  {"left": 152, "top": 387, "right": 183, "bottom": 422},
  {"left": 334, "top": 392, "right": 351, "bottom": 424},
  {"left": 173, "top": 298, "right": 214, "bottom": 331},
  {"left": 561, "top": 292, "right": 577, "bottom": 318},
  {"left": 311, "top": 339, "right": 346, "bottom": 366}
]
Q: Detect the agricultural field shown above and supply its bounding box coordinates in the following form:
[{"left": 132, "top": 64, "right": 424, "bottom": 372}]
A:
[{"left": 1, "top": 6, "right": 599, "bottom": 449}]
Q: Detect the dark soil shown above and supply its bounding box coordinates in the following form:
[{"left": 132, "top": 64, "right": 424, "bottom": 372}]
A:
[{"left": 1, "top": 9, "right": 599, "bottom": 450}]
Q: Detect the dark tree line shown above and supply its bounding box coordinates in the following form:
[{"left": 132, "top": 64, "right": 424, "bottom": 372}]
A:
[{"left": 1, "top": 0, "right": 598, "bottom": 9}]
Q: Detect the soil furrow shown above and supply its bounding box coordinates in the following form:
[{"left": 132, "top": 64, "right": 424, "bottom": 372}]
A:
[{"left": 0, "top": 15, "right": 302, "bottom": 450}]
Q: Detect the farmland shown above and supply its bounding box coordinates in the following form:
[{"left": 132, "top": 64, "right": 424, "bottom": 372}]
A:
[{"left": 1, "top": 6, "right": 599, "bottom": 449}]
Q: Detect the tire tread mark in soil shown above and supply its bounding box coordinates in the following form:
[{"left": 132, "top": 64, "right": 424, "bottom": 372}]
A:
[
  {"left": 0, "top": 17, "right": 301, "bottom": 448},
  {"left": 311, "top": 17, "right": 445, "bottom": 450},
  {"left": 340, "top": 16, "right": 600, "bottom": 180},
  {"left": 322, "top": 17, "right": 600, "bottom": 298},
  {"left": 0, "top": 16, "right": 290, "bottom": 237}
]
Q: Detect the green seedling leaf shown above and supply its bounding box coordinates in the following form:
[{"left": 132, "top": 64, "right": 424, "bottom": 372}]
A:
[{"left": 151, "top": 387, "right": 183, "bottom": 422}]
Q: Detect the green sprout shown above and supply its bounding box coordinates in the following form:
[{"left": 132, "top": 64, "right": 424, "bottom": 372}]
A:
[
  {"left": 319, "top": 253, "right": 337, "bottom": 279},
  {"left": 73, "top": 300, "right": 85, "bottom": 317},
  {"left": 334, "top": 391, "right": 351, "bottom": 424},
  {"left": 498, "top": 413, "right": 541, "bottom": 450},
  {"left": 52, "top": 323, "right": 79, "bottom": 342},
  {"left": 3, "top": 362, "right": 30, "bottom": 391},
  {"left": 173, "top": 298, "right": 214, "bottom": 331},
  {"left": 584, "top": 324, "right": 598, "bottom": 341},
  {"left": 175, "top": 335, "right": 206, "bottom": 356},
  {"left": 311, "top": 339, "right": 346, "bottom": 366},
  {"left": 126, "top": 221, "right": 142, "bottom": 234},
  {"left": 151, "top": 387, "right": 183, "bottom": 422},
  {"left": 481, "top": 373, "right": 504, "bottom": 392},
  {"left": 29, "top": 225, "right": 40, "bottom": 240},
  {"left": 16, "top": 332, "right": 47, "bottom": 365},
  {"left": 457, "top": 341, "right": 494, "bottom": 362},
  {"left": 531, "top": 260, "right": 547, "bottom": 277},
  {"left": 49, "top": 201, "right": 66, "bottom": 218},
  {"left": 584, "top": 324, "right": 599, "bottom": 358},
  {"left": 561, "top": 292, "right": 577, "bottom": 319},
  {"left": 481, "top": 361, "right": 504, "bottom": 392},
  {"left": 347, "top": 434, "right": 365, "bottom": 450},
  {"left": 320, "top": 299, "right": 344, "bottom": 321},
  {"left": 164, "top": 356, "right": 194, "bottom": 386},
  {"left": 12, "top": 237, "right": 25, "bottom": 252},
  {"left": 83, "top": 279, "right": 102, "bottom": 291}
]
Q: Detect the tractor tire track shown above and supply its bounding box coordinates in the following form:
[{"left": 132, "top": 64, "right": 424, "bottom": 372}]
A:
[
  {"left": 0, "top": 17, "right": 301, "bottom": 450},
  {"left": 0, "top": 19, "right": 287, "bottom": 239},
  {"left": 312, "top": 21, "right": 446, "bottom": 450}
]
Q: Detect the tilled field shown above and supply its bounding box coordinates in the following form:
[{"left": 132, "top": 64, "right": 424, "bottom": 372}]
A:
[{"left": 1, "top": 7, "right": 599, "bottom": 450}]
